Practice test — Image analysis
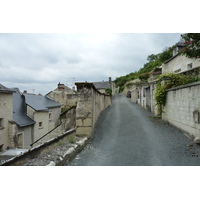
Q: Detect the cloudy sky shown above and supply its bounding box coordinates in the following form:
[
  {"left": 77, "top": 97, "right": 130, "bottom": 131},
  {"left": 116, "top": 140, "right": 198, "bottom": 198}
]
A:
[{"left": 0, "top": 33, "right": 182, "bottom": 94}]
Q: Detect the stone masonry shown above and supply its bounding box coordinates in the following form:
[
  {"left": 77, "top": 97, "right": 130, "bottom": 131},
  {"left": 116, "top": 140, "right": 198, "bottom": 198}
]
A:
[{"left": 162, "top": 81, "right": 200, "bottom": 141}]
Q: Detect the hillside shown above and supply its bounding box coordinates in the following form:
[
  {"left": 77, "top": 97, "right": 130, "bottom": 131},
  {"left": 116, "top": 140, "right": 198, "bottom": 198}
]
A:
[{"left": 114, "top": 44, "right": 175, "bottom": 92}]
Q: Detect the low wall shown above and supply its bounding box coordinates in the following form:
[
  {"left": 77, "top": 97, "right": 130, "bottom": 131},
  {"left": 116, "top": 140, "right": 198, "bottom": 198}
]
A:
[
  {"left": 162, "top": 81, "right": 200, "bottom": 140},
  {"left": 1, "top": 129, "right": 76, "bottom": 166},
  {"left": 75, "top": 82, "right": 111, "bottom": 136}
]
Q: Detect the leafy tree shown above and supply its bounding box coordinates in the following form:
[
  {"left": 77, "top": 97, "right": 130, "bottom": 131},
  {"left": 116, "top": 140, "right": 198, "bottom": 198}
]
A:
[
  {"left": 158, "top": 47, "right": 173, "bottom": 62},
  {"left": 180, "top": 33, "right": 200, "bottom": 58},
  {"left": 147, "top": 54, "right": 157, "bottom": 62},
  {"left": 114, "top": 44, "right": 175, "bottom": 92}
]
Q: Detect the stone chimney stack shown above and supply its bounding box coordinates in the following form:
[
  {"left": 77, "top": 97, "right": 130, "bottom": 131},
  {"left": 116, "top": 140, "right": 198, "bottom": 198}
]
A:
[
  {"left": 58, "top": 82, "right": 65, "bottom": 91},
  {"left": 109, "top": 77, "right": 112, "bottom": 83}
]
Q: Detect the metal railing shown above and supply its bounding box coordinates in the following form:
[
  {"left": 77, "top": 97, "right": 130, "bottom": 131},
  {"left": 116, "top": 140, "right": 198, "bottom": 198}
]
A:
[{"left": 30, "top": 123, "right": 61, "bottom": 147}]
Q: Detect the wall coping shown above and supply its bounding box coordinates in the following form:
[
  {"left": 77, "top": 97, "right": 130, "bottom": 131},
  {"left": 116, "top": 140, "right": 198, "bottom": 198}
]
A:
[
  {"left": 167, "top": 81, "right": 200, "bottom": 91},
  {"left": 1, "top": 128, "right": 76, "bottom": 166},
  {"left": 75, "top": 82, "right": 110, "bottom": 96}
]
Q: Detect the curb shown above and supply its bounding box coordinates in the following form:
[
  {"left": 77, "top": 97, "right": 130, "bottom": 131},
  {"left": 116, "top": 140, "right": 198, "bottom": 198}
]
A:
[{"left": 46, "top": 136, "right": 91, "bottom": 166}]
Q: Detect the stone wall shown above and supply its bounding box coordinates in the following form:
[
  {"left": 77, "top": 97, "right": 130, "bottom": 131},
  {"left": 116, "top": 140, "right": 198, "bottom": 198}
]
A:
[
  {"left": 60, "top": 106, "right": 76, "bottom": 132},
  {"left": 162, "top": 81, "right": 200, "bottom": 140},
  {"left": 8, "top": 123, "right": 33, "bottom": 149},
  {"left": 0, "top": 93, "right": 13, "bottom": 151},
  {"left": 1, "top": 129, "right": 76, "bottom": 166},
  {"left": 75, "top": 82, "right": 111, "bottom": 136}
]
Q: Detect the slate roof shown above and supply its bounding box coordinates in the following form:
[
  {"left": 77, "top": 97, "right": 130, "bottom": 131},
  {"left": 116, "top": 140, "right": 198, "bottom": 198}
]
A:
[
  {"left": 24, "top": 94, "right": 61, "bottom": 111},
  {"left": 93, "top": 81, "right": 111, "bottom": 89},
  {"left": 0, "top": 84, "right": 15, "bottom": 93},
  {"left": 12, "top": 88, "right": 35, "bottom": 127}
]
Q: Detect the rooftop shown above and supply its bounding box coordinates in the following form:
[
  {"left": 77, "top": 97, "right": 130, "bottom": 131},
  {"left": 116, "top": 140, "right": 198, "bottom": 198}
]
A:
[
  {"left": 12, "top": 88, "right": 35, "bottom": 127},
  {"left": 24, "top": 93, "right": 61, "bottom": 111},
  {"left": 93, "top": 81, "right": 111, "bottom": 89},
  {"left": 0, "top": 84, "right": 15, "bottom": 93}
]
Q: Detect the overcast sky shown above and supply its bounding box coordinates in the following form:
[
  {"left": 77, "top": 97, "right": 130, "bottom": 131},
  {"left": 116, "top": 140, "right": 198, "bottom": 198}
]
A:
[{"left": 0, "top": 33, "right": 182, "bottom": 95}]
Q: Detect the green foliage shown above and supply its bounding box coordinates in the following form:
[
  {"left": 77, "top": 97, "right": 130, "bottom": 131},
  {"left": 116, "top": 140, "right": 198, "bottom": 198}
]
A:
[
  {"left": 158, "top": 47, "right": 173, "bottom": 62},
  {"left": 147, "top": 54, "right": 157, "bottom": 62},
  {"left": 118, "top": 85, "right": 124, "bottom": 93},
  {"left": 126, "top": 82, "right": 135, "bottom": 88},
  {"left": 180, "top": 33, "right": 200, "bottom": 58},
  {"left": 138, "top": 72, "right": 150, "bottom": 81},
  {"left": 57, "top": 140, "right": 63, "bottom": 146},
  {"left": 114, "top": 72, "right": 138, "bottom": 92},
  {"left": 155, "top": 73, "right": 191, "bottom": 113},
  {"left": 114, "top": 45, "right": 174, "bottom": 92},
  {"left": 61, "top": 107, "right": 70, "bottom": 113},
  {"left": 105, "top": 88, "right": 112, "bottom": 96},
  {"left": 68, "top": 135, "right": 75, "bottom": 143}
]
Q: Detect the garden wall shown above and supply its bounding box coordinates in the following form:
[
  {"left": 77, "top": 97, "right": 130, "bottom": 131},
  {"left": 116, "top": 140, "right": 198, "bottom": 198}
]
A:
[
  {"left": 162, "top": 81, "right": 200, "bottom": 140},
  {"left": 75, "top": 82, "right": 111, "bottom": 136}
]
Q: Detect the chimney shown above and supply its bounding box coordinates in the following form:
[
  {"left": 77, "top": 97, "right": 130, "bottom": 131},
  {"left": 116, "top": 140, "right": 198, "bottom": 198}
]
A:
[
  {"left": 109, "top": 77, "right": 112, "bottom": 83},
  {"left": 58, "top": 83, "right": 65, "bottom": 91}
]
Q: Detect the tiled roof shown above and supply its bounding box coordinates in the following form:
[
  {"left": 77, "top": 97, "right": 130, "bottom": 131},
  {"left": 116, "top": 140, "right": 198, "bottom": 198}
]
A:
[
  {"left": 12, "top": 88, "right": 35, "bottom": 127},
  {"left": 24, "top": 93, "right": 61, "bottom": 111},
  {"left": 93, "top": 81, "right": 111, "bottom": 89}
]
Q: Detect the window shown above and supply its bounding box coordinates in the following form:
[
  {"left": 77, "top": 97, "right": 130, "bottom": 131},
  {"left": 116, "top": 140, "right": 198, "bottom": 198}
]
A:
[
  {"left": 187, "top": 63, "right": 193, "bottom": 70},
  {"left": 39, "top": 122, "right": 43, "bottom": 128},
  {"left": 17, "top": 133, "right": 23, "bottom": 148},
  {"left": 49, "top": 112, "right": 52, "bottom": 120},
  {"left": 0, "top": 144, "right": 3, "bottom": 152},
  {"left": 0, "top": 118, "right": 4, "bottom": 129},
  {"left": 174, "top": 68, "right": 181, "bottom": 73}
]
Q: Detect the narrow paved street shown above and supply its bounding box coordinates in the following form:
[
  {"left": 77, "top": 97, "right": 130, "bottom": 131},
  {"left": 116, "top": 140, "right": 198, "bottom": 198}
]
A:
[{"left": 68, "top": 94, "right": 200, "bottom": 166}]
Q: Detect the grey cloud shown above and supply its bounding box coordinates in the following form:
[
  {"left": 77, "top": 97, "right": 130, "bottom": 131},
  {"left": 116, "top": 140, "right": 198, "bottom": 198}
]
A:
[{"left": 0, "top": 33, "right": 182, "bottom": 95}]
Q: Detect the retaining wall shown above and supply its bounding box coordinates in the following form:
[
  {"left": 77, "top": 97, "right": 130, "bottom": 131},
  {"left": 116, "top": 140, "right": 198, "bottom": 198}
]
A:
[
  {"left": 162, "top": 81, "right": 200, "bottom": 140},
  {"left": 1, "top": 129, "right": 76, "bottom": 166},
  {"left": 75, "top": 82, "right": 111, "bottom": 136}
]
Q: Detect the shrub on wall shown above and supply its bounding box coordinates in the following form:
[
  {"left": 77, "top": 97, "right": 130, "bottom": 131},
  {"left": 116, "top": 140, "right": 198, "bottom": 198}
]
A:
[
  {"left": 105, "top": 88, "right": 112, "bottom": 96},
  {"left": 155, "top": 73, "right": 191, "bottom": 114}
]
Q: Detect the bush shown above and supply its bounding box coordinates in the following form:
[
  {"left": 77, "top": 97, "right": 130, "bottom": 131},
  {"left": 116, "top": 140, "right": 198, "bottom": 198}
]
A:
[
  {"left": 155, "top": 73, "right": 191, "bottom": 113},
  {"left": 105, "top": 88, "right": 112, "bottom": 96}
]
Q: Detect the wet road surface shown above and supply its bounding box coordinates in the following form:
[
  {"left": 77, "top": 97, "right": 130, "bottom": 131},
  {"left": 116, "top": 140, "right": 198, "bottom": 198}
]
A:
[{"left": 68, "top": 94, "right": 200, "bottom": 166}]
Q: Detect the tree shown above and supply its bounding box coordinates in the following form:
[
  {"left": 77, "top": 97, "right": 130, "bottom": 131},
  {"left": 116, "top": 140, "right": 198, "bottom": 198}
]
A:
[
  {"left": 180, "top": 33, "right": 200, "bottom": 58},
  {"left": 158, "top": 48, "right": 173, "bottom": 62},
  {"left": 147, "top": 54, "right": 157, "bottom": 62}
]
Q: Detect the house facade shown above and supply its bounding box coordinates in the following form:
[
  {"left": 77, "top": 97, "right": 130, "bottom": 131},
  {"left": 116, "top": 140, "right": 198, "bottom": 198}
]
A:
[
  {"left": 9, "top": 88, "right": 35, "bottom": 149},
  {"left": 23, "top": 92, "right": 61, "bottom": 144},
  {"left": 162, "top": 54, "right": 200, "bottom": 74},
  {"left": 0, "top": 84, "right": 14, "bottom": 152}
]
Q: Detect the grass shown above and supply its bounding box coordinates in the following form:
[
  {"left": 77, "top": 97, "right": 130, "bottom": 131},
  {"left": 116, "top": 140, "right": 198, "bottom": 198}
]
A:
[{"left": 68, "top": 135, "right": 75, "bottom": 143}]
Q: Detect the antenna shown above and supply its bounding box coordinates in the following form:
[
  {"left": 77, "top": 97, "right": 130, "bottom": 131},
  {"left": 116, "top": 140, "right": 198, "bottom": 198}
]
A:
[{"left": 69, "top": 77, "right": 77, "bottom": 88}]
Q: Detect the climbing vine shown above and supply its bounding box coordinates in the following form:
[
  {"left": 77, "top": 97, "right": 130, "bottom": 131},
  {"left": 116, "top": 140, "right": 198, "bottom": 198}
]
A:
[{"left": 155, "top": 73, "right": 192, "bottom": 113}]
